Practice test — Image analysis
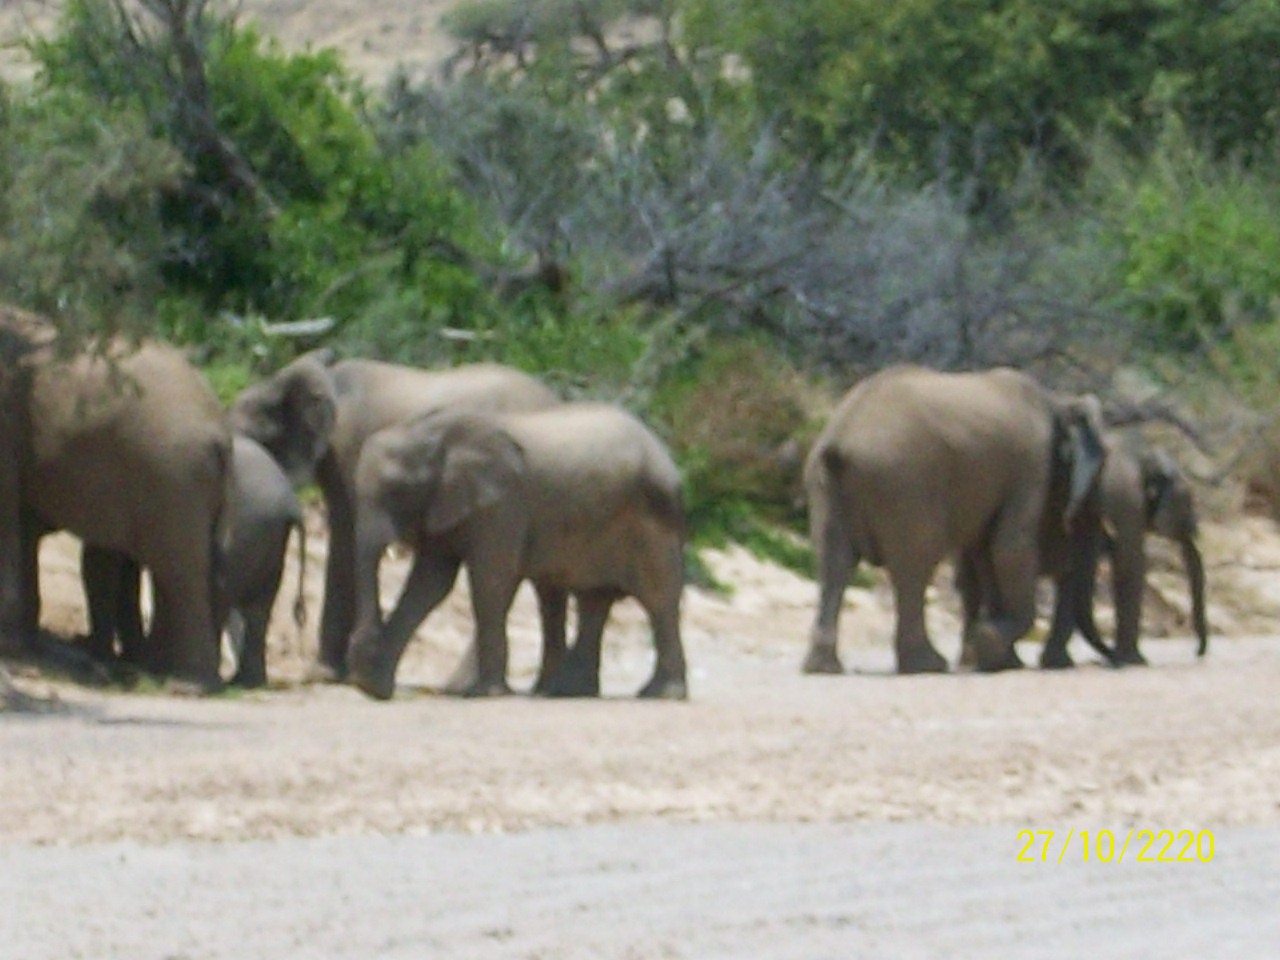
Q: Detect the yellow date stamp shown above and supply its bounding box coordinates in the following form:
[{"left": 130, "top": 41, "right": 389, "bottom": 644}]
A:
[{"left": 1016, "top": 828, "right": 1215, "bottom": 864}]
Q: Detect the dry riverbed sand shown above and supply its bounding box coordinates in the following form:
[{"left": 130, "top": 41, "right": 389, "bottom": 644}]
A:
[
  {"left": 2, "top": 521, "right": 1279, "bottom": 957},
  {"left": 2, "top": 2, "right": 1278, "bottom": 954}
]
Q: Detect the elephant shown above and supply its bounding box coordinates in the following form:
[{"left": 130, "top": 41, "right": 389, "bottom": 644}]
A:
[
  {"left": 0, "top": 305, "right": 232, "bottom": 690},
  {"left": 1041, "top": 439, "right": 1208, "bottom": 666},
  {"left": 345, "top": 403, "right": 689, "bottom": 702},
  {"left": 81, "top": 434, "right": 308, "bottom": 688},
  {"left": 229, "top": 352, "right": 560, "bottom": 683},
  {"left": 802, "top": 364, "right": 1107, "bottom": 675}
]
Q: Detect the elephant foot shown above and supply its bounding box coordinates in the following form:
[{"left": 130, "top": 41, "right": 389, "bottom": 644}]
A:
[
  {"left": 974, "top": 646, "right": 1024, "bottom": 673},
  {"left": 350, "top": 666, "right": 396, "bottom": 701},
  {"left": 229, "top": 669, "right": 268, "bottom": 690},
  {"left": 165, "top": 676, "right": 223, "bottom": 697},
  {"left": 28, "top": 634, "right": 113, "bottom": 687},
  {"left": 896, "top": 645, "right": 949, "bottom": 675},
  {"left": 637, "top": 672, "right": 688, "bottom": 700},
  {"left": 347, "top": 644, "right": 398, "bottom": 700},
  {"left": 539, "top": 658, "right": 600, "bottom": 698},
  {"left": 1039, "top": 646, "right": 1075, "bottom": 670},
  {"left": 460, "top": 678, "right": 513, "bottom": 698},
  {"left": 1113, "top": 648, "right": 1148, "bottom": 667},
  {"left": 802, "top": 644, "right": 844, "bottom": 675}
]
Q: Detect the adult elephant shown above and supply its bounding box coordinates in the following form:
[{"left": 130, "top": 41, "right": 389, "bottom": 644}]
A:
[
  {"left": 229, "top": 351, "right": 560, "bottom": 682},
  {"left": 346, "top": 404, "right": 688, "bottom": 702},
  {"left": 1041, "top": 439, "right": 1207, "bottom": 666},
  {"left": 803, "top": 365, "right": 1107, "bottom": 675},
  {"left": 82, "top": 434, "right": 307, "bottom": 688},
  {"left": 0, "top": 305, "right": 231, "bottom": 690}
]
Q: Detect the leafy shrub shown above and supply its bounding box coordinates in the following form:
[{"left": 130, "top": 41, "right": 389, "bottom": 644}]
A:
[
  {"left": 654, "top": 338, "right": 818, "bottom": 556},
  {"left": 1098, "top": 126, "right": 1280, "bottom": 353}
]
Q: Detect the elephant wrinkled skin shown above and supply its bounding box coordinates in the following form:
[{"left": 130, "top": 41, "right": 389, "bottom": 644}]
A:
[
  {"left": 0, "top": 305, "right": 231, "bottom": 690},
  {"left": 803, "top": 365, "right": 1106, "bottom": 676},
  {"left": 346, "top": 404, "right": 689, "bottom": 702},
  {"left": 230, "top": 353, "right": 560, "bottom": 683}
]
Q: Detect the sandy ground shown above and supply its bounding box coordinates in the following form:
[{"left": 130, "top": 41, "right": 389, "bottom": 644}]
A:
[{"left": 3, "top": 517, "right": 1280, "bottom": 957}]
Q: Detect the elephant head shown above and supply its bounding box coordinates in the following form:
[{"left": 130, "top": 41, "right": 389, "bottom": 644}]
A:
[
  {"left": 1139, "top": 448, "right": 1208, "bottom": 656},
  {"left": 359, "top": 412, "right": 526, "bottom": 544},
  {"left": 229, "top": 349, "right": 337, "bottom": 485}
]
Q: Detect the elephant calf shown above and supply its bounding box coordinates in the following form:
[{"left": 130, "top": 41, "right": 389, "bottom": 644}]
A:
[
  {"left": 1043, "top": 440, "right": 1207, "bottom": 666},
  {"left": 83, "top": 435, "right": 307, "bottom": 688},
  {"left": 346, "top": 403, "right": 689, "bottom": 701}
]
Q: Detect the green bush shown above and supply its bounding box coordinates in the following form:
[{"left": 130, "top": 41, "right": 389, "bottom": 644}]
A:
[{"left": 1099, "top": 126, "right": 1280, "bottom": 353}]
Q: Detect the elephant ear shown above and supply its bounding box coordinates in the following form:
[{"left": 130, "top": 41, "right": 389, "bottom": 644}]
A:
[
  {"left": 1141, "top": 447, "right": 1198, "bottom": 540},
  {"left": 1056, "top": 393, "right": 1107, "bottom": 528},
  {"left": 425, "top": 421, "right": 526, "bottom": 535},
  {"left": 231, "top": 351, "right": 337, "bottom": 484},
  {"left": 1139, "top": 448, "right": 1175, "bottom": 522}
]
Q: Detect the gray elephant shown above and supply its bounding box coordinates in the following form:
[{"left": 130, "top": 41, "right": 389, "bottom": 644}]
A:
[
  {"left": 345, "top": 403, "right": 689, "bottom": 702},
  {"left": 1042, "top": 439, "right": 1207, "bottom": 666},
  {"left": 82, "top": 434, "right": 307, "bottom": 688},
  {"left": 0, "top": 305, "right": 231, "bottom": 690},
  {"left": 230, "top": 352, "right": 560, "bottom": 683},
  {"left": 803, "top": 365, "right": 1106, "bottom": 675}
]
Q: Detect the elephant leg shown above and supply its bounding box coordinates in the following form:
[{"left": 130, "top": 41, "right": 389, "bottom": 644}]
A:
[
  {"left": 541, "top": 588, "right": 613, "bottom": 698},
  {"left": 460, "top": 562, "right": 521, "bottom": 698},
  {"left": 803, "top": 521, "right": 858, "bottom": 675},
  {"left": 81, "top": 546, "right": 126, "bottom": 660},
  {"left": 1041, "top": 578, "right": 1078, "bottom": 670},
  {"left": 114, "top": 558, "right": 146, "bottom": 667},
  {"left": 1044, "top": 532, "right": 1116, "bottom": 669},
  {"left": 531, "top": 585, "right": 568, "bottom": 695},
  {"left": 0, "top": 445, "right": 25, "bottom": 655},
  {"left": 229, "top": 597, "right": 272, "bottom": 688},
  {"left": 971, "top": 537, "right": 1036, "bottom": 672},
  {"left": 313, "top": 460, "right": 357, "bottom": 681},
  {"left": 349, "top": 552, "right": 460, "bottom": 701},
  {"left": 889, "top": 564, "right": 949, "bottom": 674},
  {"left": 955, "top": 549, "right": 990, "bottom": 669},
  {"left": 637, "top": 590, "right": 689, "bottom": 700},
  {"left": 1110, "top": 549, "right": 1148, "bottom": 667},
  {"left": 144, "top": 521, "right": 222, "bottom": 691}
]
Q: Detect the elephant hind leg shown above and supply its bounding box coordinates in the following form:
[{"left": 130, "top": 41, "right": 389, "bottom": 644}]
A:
[
  {"left": 804, "top": 520, "right": 860, "bottom": 675},
  {"left": 540, "top": 588, "right": 614, "bottom": 698},
  {"left": 890, "top": 565, "right": 948, "bottom": 675},
  {"left": 971, "top": 537, "right": 1037, "bottom": 672}
]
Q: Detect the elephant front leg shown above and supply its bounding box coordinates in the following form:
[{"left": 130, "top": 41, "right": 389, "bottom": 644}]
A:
[
  {"left": 349, "top": 551, "right": 460, "bottom": 701},
  {"left": 531, "top": 585, "right": 568, "bottom": 695},
  {"left": 313, "top": 462, "right": 358, "bottom": 682},
  {"left": 458, "top": 564, "right": 520, "bottom": 698}
]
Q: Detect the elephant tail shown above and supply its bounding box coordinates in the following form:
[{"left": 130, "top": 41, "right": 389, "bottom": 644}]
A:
[
  {"left": 814, "top": 445, "right": 881, "bottom": 566},
  {"left": 642, "top": 476, "right": 688, "bottom": 542}
]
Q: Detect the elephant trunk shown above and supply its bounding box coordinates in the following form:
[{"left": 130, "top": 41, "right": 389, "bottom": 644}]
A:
[{"left": 1180, "top": 537, "right": 1209, "bottom": 657}]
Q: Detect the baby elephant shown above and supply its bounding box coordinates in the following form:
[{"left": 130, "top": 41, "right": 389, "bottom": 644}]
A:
[
  {"left": 346, "top": 403, "right": 689, "bottom": 701},
  {"left": 83, "top": 435, "right": 306, "bottom": 688}
]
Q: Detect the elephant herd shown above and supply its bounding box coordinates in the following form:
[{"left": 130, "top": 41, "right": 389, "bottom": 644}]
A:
[{"left": 0, "top": 304, "right": 1207, "bottom": 702}]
